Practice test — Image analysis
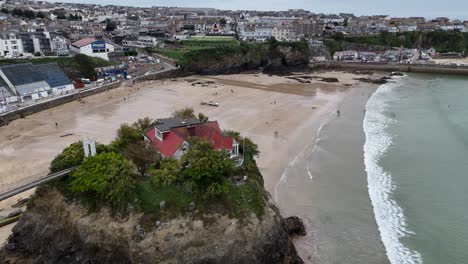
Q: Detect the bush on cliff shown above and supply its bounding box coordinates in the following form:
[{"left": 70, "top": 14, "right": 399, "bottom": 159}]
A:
[
  {"left": 49, "top": 141, "right": 85, "bottom": 173},
  {"left": 111, "top": 123, "right": 142, "bottom": 151},
  {"left": 69, "top": 152, "right": 136, "bottom": 212},
  {"left": 182, "top": 139, "right": 234, "bottom": 198},
  {"left": 123, "top": 141, "right": 160, "bottom": 177}
]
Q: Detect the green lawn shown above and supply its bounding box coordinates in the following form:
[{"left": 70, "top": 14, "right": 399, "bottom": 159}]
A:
[{"left": 136, "top": 180, "right": 192, "bottom": 215}]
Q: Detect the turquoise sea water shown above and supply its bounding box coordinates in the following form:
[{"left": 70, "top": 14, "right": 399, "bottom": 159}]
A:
[{"left": 364, "top": 74, "right": 468, "bottom": 264}]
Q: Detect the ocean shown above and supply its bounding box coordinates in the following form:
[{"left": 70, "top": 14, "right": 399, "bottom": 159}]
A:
[{"left": 364, "top": 73, "right": 468, "bottom": 264}]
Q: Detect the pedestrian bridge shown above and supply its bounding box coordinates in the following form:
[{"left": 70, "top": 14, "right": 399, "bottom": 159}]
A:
[{"left": 0, "top": 167, "right": 75, "bottom": 202}]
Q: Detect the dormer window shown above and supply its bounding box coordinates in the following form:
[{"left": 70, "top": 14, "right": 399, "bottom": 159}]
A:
[{"left": 156, "top": 128, "right": 163, "bottom": 141}]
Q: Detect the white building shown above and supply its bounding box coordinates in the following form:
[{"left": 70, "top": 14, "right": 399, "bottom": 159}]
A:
[
  {"left": 272, "top": 26, "right": 296, "bottom": 42},
  {"left": 123, "top": 36, "right": 158, "bottom": 48},
  {"left": 239, "top": 23, "right": 273, "bottom": 41},
  {"left": 0, "top": 34, "right": 24, "bottom": 58},
  {"left": 333, "top": 50, "right": 358, "bottom": 61},
  {"left": 70, "top": 38, "right": 115, "bottom": 60},
  {"left": 51, "top": 36, "right": 69, "bottom": 55}
]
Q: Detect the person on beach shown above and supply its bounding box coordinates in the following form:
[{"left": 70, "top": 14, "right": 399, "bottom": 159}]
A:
[
  {"left": 337, "top": 109, "right": 341, "bottom": 116},
  {"left": 55, "top": 122, "right": 58, "bottom": 127}
]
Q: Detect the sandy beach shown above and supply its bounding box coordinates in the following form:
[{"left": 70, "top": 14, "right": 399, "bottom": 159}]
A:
[{"left": 0, "top": 70, "right": 383, "bottom": 261}]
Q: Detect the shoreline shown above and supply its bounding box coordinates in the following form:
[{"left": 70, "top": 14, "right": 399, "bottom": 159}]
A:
[{"left": 275, "top": 81, "right": 389, "bottom": 263}]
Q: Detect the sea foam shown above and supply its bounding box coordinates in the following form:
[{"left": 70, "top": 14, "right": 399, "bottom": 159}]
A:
[{"left": 363, "top": 79, "right": 423, "bottom": 264}]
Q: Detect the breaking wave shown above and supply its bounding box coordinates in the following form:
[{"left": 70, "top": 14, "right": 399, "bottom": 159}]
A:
[{"left": 363, "top": 79, "right": 423, "bottom": 264}]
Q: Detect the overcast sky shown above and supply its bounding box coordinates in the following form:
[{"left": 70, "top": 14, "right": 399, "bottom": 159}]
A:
[{"left": 52, "top": 0, "right": 468, "bottom": 19}]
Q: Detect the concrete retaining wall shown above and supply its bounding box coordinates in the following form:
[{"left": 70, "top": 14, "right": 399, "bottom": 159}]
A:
[
  {"left": 309, "top": 62, "right": 468, "bottom": 76},
  {"left": 136, "top": 48, "right": 177, "bottom": 67},
  {"left": 0, "top": 82, "right": 121, "bottom": 127},
  {"left": 130, "top": 68, "right": 184, "bottom": 86}
]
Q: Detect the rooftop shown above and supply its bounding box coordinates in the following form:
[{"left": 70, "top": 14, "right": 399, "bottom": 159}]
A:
[
  {"left": 155, "top": 117, "right": 202, "bottom": 132},
  {"left": 71, "top": 37, "right": 97, "bottom": 48}
]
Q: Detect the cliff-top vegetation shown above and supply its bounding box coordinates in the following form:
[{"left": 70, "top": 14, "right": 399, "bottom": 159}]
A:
[{"left": 49, "top": 109, "right": 267, "bottom": 223}]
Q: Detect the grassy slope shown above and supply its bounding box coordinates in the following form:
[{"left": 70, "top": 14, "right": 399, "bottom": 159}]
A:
[{"left": 0, "top": 56, "right": 114, "bottom": 79}]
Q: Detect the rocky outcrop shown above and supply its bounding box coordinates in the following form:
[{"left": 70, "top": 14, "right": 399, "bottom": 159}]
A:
[
  {"left": 282, "top": 216, "right": 307, "bottom": 236},
  {"left": 1, "top": 187, "right": 303, "bottom": 264},
  {"left": 182, "top": 43, "right": 310, "bottom": 75}
]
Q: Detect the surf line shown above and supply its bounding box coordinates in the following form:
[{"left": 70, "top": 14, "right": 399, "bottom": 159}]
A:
[{"left": 274, "top": 119, "right": 329, "bottom": 203}]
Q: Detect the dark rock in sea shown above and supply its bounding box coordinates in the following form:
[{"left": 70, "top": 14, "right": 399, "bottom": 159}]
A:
[
  {"left": 353, "top": 77, "right": 388, "bottom": 85},
  {"left": 319, "top": 77, "right": 339, "bottom": 83},
  {"left": 282, "top": 216, "right": 307, "bottom": 236}
]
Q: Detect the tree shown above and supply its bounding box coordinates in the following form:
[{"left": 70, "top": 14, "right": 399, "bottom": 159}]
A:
[
  {"left": 111, "top": 123, "right": 142, "bottom": 151},
  {"left": 150, "top": 158, "right": 180, "bottom": 186},
  {"left": 23, "top": 10, "right": 36, "bottom": 19},
  {"left": 70, "top": 152, "right": 136, "bottom": 211},
  {"left": 49, "top": 141, "right": 85, "bottom": 173},
  {"left": 197, "top": 112, "right": 208, "bottom": 122},
  {"left": 132, "top": 117, "right": 155, "bottom": 133},
  {"left": 182, "top": 139, "right": 234, "bottom": 197},
  {"left": 124, "top": 50, "right": 138, "bottom": 56},
  {"left": 219, "top": 18, "right": 227, "bottom": 27},
  {"left": 173, "top": 107, "right": 195, "bottom": 119},
  {"left": 124, "top": 141, "right": 160, "bottom": 177},
  {"left": 105, "top": 19, "right": 117, "bottom": 31},
  {"left": 74, "top": 54, "right": 97, "bottom": 78},
  {"left": 36, "top": 11, "right": 45, "bottom": 19},
  {"left": 12, "top": 8, "right": 23, "bottom": 17}
]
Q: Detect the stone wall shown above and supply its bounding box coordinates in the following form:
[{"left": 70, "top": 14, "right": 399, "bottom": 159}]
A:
[
  {"left": 309, "top": 61, "right": 468, "bottom": 75},
  {"left": 130, "top": 68, "right": 184, "bottom": 86}
]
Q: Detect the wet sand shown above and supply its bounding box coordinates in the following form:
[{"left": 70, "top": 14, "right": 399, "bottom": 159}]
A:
[
  {"left": 276, "top": 83, "right": 389, "bottom": 263},
  {"left": 0, "top": 71, "right": 382, "bottom": 261}
]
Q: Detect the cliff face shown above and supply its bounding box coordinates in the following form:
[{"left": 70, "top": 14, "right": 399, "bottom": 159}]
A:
[
  {"left": 181, "top": 43, "right": 310, "bottom": 75},
  {"left": 1, "top": 187, "right": 303, "bottom": 264}
]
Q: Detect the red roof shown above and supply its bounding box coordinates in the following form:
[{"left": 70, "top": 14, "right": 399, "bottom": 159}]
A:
[
  {"left": 145, "top": 121, "right": 234, "bottom": 157},
  {"left": 71, "top": 38, "right": 97, "bottom": 48}
]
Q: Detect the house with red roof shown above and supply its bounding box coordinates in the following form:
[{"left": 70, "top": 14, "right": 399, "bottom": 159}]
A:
[{"left": 144, "top": 117, "right": 239, "bottom": 159}]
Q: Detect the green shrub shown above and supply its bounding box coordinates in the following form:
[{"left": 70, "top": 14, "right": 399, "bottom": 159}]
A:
[
  {"left": 49, "top": 141, "right": 85, "bottom": 173},
  {"left": 70, "top": 152, "right": 136, "bottom": 212}
]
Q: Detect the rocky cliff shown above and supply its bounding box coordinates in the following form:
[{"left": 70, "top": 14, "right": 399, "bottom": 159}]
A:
[
  {"left": 1, "top": 186, "right": 304, "bottom": 264},
  {"left": 181, "top": 42, "right": 310, "bottom": 75}
]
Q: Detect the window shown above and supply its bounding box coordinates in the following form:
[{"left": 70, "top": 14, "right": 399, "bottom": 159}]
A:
[{"left": 156, "top": 129, "right": 163, "bottom": 141}]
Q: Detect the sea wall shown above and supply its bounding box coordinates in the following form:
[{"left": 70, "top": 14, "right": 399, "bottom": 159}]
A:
[
  {"left": 130, "top": 68, "right": 184, "bottom": 86},
  {"left": 0, "top": 82, "right": 121, "bottom": 127},
  {"left": 309, "top": 62, "right": 468, "bottom": 75}
]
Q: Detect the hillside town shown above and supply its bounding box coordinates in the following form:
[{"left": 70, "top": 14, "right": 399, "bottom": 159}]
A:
[
  {"left": 0, "top": 0, "right": 468, "bottom": 113},
  {"left": 0, "top": 0, "right": 468, "bottom": 58}
]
